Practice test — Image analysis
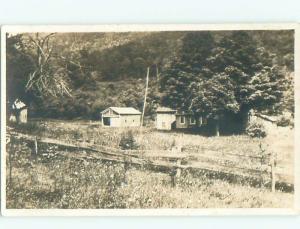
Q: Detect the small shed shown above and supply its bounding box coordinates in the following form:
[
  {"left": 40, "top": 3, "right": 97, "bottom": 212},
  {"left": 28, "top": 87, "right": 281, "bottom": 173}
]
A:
[
  {"left": 9, "top": 99, "right": 28, "bottom": 123},
  {"left": 156, "top": 107, "right": 176, "bottom": 130},
  {"left": 100, "top": 107, "right": 141, "bottom": 127}
]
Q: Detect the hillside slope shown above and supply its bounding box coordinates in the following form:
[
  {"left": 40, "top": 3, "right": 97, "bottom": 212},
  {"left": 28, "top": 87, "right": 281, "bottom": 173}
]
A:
[{"left": 7, "top": 30, "right": 294, "bottom": 119}]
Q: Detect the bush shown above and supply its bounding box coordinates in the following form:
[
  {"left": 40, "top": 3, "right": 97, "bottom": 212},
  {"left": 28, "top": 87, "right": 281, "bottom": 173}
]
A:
[
  {"left": 246, "top": 122, "right": 267, "bottom": 138},
  {"left": 276, "top": 116, "right": 293, "bottom": 127},
  {"left": 119, "top": 130, "right": 139, "bottom": 150},
  {"left": 8, "top": 121, "right": 46, "bottom": 135}
]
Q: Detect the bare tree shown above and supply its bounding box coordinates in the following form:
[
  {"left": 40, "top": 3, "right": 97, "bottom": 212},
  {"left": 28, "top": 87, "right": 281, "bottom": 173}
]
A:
[{"left": 25, "top": 33, "right": 72, "bottom": 97}]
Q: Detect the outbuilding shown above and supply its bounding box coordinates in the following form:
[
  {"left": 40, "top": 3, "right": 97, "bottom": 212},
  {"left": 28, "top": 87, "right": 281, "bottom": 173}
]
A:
[
  {"left": 155, "top": 107, "right": 176, "bottom": 130},
  {"left": 100, "top": 107, "right": 141, "bottom": 127},
  {"left": 9, "top": 99, "right": 28, "bottom": 123}
]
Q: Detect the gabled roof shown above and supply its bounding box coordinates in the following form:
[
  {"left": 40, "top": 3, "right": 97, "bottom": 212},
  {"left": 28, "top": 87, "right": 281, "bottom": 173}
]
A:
[
  {"left": 101, "top": 107, "right": 141, "bottom": 115},
  {"left": 156, "top": 107, "right": 176, "bottom": 113},
  {"left": 12, "top": 99, "right": 27, "bottom": 110}
]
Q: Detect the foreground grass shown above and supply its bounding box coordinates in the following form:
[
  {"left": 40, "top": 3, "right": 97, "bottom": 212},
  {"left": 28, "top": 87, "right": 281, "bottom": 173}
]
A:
[
  {"left": 6, "top": 141, "right": 293, "bottom": 209},
  {"left": 6, "top": 119, "right": 294, "bottom": 209}
]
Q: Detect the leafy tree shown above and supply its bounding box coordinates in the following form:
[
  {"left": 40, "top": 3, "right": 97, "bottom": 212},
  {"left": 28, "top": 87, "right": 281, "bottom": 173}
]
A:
[
  {"left": 207, "top": 32, "right": 285, "bottom": 129},
  {"left": 188, "top": 73, "right": 239, "bottom": 136},
  {"left": 161, "top": 63, "right": 196, "bottom": 110},
  {"left": 6, "top": 34, "right": 35, "bottom": 105},
  {"left": 161, "top": 32, "right": 215, "bottom": 110},
  {"left": 161, "top": 31, "right": 287, "bottom": 135}
]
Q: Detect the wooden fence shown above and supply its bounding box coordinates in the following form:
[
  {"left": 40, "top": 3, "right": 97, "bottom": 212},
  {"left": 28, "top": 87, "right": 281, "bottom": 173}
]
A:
[{"left": 7, "top": 131, "right": 293, "bottom": 192}]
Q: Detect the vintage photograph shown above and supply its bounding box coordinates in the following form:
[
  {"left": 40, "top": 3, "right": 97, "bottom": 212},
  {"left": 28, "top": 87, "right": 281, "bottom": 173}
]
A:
[{"left": 1, "top": 25, "right": 297, "bottom": 214}]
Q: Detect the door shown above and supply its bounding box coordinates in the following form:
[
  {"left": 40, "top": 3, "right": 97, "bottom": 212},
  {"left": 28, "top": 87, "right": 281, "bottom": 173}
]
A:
[{"left": 103, "top": 117, "right": 111, "bottom": 126}]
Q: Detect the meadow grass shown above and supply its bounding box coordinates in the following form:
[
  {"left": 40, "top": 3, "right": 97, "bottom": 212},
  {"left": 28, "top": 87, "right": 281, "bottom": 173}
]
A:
[
  {"left": 6, "top": 144, "right": 293, "bottom": 209},
  {"left": 6, "top": 119, "right": 294, "bottom": 209}
]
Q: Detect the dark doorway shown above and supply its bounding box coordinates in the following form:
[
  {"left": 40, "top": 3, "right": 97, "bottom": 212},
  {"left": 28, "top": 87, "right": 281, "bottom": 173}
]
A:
[
  {"left": 171, "top": 121, "right": 176, "bottom": 129},
  {"left": 103, "top": 117, "right": 111, "bottom": 126}
]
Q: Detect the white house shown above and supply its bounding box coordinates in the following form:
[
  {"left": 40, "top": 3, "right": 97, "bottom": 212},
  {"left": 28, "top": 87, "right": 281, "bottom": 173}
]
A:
[
  {"left": 9, "top": 99, "right": 28, "bottom": 123},
  {"left": 155, "top": 107, "right": 176, "bottom": 130},
  {"left": 100, "top": 107, "right": 141, "bottom": 127}
]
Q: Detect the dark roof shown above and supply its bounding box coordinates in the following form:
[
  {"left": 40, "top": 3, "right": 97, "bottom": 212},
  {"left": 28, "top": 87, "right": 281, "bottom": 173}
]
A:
[
  {"left": 156, "top": 107, "right": 176, "bottom": 113},
  {"left": 175, "top": 111, "right": 195, "bottom": 115}
]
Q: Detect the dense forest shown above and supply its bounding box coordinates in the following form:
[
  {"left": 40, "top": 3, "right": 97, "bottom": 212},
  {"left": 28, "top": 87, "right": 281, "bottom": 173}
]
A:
[{"left": 6, "top": 30, "right": 294, "bottom": 128}]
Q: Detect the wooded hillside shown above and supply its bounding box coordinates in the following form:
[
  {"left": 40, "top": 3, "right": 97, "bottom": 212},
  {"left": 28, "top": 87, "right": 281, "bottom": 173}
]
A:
[{"left": 6, "top": 30, "right": 294, "bottom": 121}]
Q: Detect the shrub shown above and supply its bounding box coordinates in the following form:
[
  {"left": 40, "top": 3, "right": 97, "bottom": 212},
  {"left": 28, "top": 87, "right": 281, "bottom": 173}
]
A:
[
  {"left": 246, "top": 122, "right": 267, "bottom": 138},
  {"left": 276, "top": 116, "right": 293, "bottom": 127},
  {"left": 119, "top": 130, "right": 139, "bottom": 150},
  {"left": 8, "top": 121, "right": 46, "bottom": 135}
]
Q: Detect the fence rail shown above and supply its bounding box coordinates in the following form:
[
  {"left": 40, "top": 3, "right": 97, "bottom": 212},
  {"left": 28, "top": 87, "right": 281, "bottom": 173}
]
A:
[{"left": 7, "top": 131, "right": 293, "bottom": 192}]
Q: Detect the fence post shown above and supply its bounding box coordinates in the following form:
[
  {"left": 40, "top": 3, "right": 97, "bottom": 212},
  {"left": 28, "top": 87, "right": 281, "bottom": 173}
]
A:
[
  {"left": 170, "top": 158, "right": 182, "bottom": 187},
  {"left": 170, "top": 169, "right": 176, "bottom": 187},
  {"left": 270, "top": 151, "right": 276, "bottom": 192},
  {"left": 176, "top": 158, "right": 182, "bottom": 179},
  {"left": 123, "top": 153, "right": 128, "bottom": 184},
  {"left": 170, "top": 145, "right": 183, "bottom": 187},
  {"left": 8, "top": 136, "right": 13, "bottom": 187}
]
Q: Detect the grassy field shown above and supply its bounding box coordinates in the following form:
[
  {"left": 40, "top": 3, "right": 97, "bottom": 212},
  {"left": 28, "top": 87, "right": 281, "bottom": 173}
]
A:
[{"left": 6, "top": 119, "right": 294, "bottom": 209}]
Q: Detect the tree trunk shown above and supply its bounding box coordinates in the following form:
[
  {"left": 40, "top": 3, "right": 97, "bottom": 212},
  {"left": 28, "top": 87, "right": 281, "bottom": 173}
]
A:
[
  {"left": 214, "top": 116, "right": 220, "bottom": 136},
  {"left": 156, "top": 64, "right": 160, "bottom": 81},
  {"left": 215, "top": 122, "right": 220, "bottom": 137},
  {"left": 241, "top": 111, "right": 249, "bottom": 131},
  {"left": 240, "top": 106, "right": 250, "bottom": 132}
]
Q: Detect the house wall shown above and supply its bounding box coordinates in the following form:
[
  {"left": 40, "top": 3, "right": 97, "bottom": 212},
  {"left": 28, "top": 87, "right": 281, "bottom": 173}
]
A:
[
  {"left": 19, "top": 109, "right": 28, "bottom": 123},
  {"left": 9, "top": 109, "right": 28, "bottom": 123},
  {"left": 102, "top": 114, "right": 140, "bottom": 127},
  {"left": 109, "top": 117, "right": 121, "bottom": 127},
  {"left": 101, "top": 108, "right": 120, "bottom": 127},
  {"left": 9, "top": 114, "right": 17, "bottom": 122},
  {"left": 120, "top": 114, "right": 141, "bottom": 127},
  {"left": 156, "top": 113, "right": 176, "bottom": 130},
  {"left": 175, "top": 115, "right": 197, "bottom": 129}
]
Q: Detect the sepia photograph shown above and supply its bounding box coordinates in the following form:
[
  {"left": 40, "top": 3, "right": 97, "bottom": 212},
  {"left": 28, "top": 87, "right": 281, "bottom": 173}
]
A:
[{"left": 1, "top": 25, "right": 298, "bottom": 215}]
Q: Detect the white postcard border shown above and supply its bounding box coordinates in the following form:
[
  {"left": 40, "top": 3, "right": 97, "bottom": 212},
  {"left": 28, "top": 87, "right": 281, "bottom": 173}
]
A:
[{"left": 1, "top": 24, "right": 300, "bottom": 216}]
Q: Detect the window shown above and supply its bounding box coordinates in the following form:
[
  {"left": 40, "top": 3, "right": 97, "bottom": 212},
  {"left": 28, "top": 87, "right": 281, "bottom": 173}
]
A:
[
  {"left": 180, "top": 116, "right": 185, "bottom": 124},
  {"left": 190, "top": 116, "right": 196, "bottom": 124},
  {"left": 203, "top": 117, "right": 207, "bottom": 125}
]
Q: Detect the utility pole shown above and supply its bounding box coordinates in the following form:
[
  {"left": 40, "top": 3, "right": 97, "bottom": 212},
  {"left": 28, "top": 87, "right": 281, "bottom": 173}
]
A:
[
  {"left": 141, "top": 67, "right": 150, "bottom": 127},
  {"left": 155, "top": 64, "right": 160, "bottom": 81}
]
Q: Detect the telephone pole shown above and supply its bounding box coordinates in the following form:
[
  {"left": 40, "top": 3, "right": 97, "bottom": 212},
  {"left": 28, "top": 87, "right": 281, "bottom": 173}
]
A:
[{"left": 141, "top": 67, "right": 150, "bottom": 127}]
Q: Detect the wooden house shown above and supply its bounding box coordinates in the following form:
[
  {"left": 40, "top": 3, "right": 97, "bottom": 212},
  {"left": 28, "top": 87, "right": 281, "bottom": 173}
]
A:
[
  {"left": 155, "top": 107, "right": 208, "bottom": 130},
  {"left": 156, "top": 107, "right": 176, "bottom": 130},
  {"left": 100, "top": 107, "right": 141, "bottom": 127},
  {"left": 9, "top": 99, "right": 28, "bottom": 123},
  {"left": 175, "top": 111, "right": 207, "bottom": 129}
]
